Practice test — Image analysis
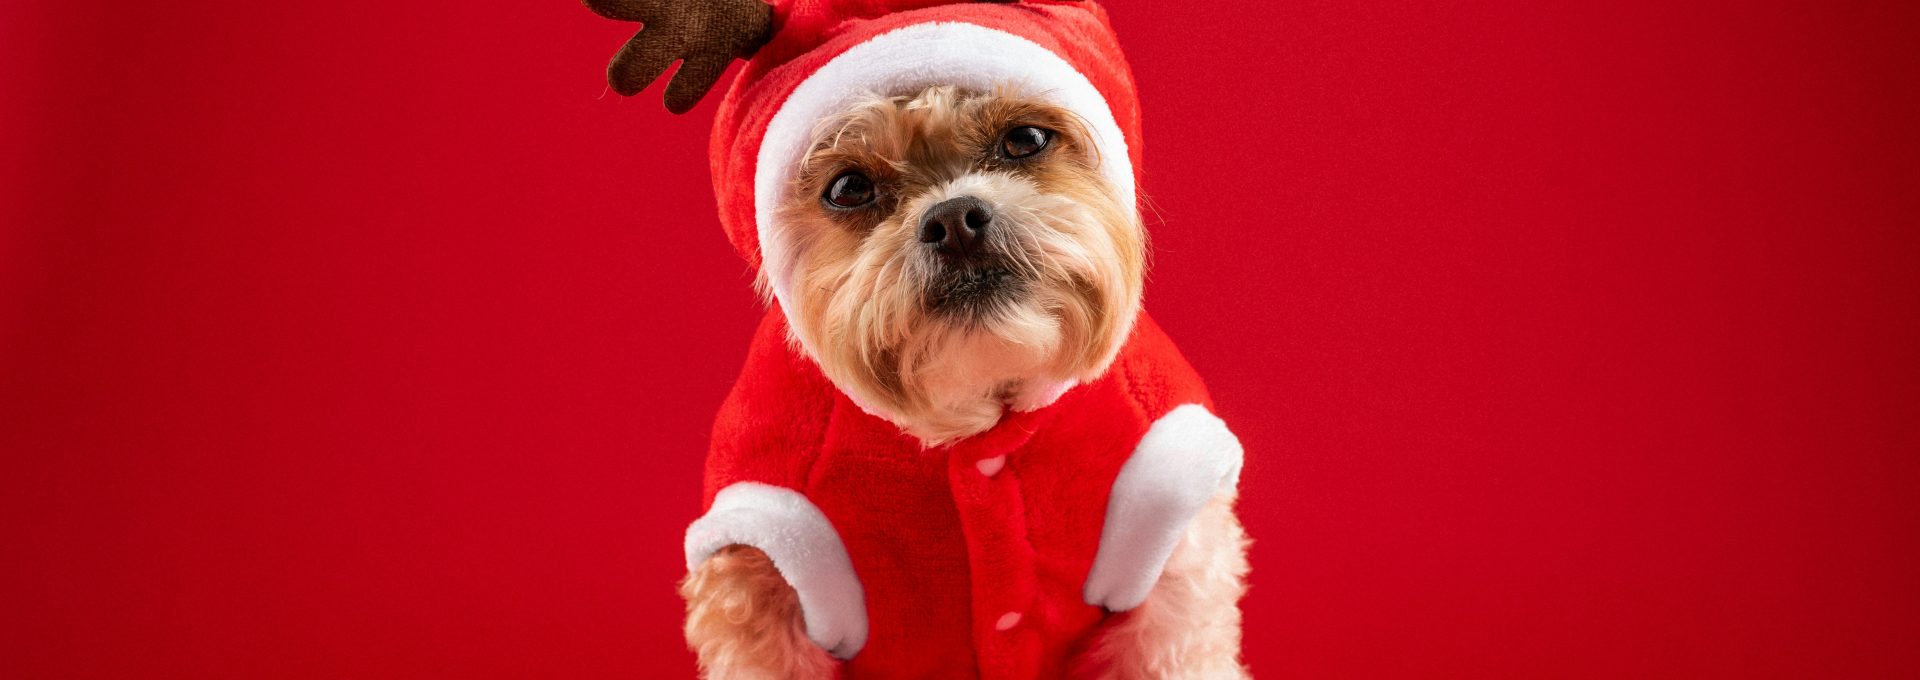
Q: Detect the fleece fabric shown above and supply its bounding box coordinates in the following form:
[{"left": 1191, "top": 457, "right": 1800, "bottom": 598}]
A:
[{"left": 702, "top": 309, "right": 1214, "bottom": 679}]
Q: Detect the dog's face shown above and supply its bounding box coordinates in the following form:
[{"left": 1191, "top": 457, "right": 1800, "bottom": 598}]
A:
[{"left": 772, "top": 85, "right": 1144, "bottom": 444}]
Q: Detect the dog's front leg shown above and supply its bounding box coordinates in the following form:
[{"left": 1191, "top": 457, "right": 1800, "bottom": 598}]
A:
[
  {"left": 1076, "top": 404, "right": 1249, "bottom": 678},
  {"left": 681, "top": 545, "right": 841, "bottom": 680}
]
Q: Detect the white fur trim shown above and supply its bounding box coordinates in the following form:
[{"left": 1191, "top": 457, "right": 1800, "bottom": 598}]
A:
[
  {"left": 754, "top": 21, "right": 1136, "bottom": 357},
  {"left": 1084, "top": 404, "right": 1244, "bottom": 611},
  {"left": 684, "top": 482, "right": 868, "bottom": 659}
]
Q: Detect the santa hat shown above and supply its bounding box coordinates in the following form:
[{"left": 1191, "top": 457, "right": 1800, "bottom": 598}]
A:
[{"left": 588, "top": 0, "right": 1143, "bottom": 316}]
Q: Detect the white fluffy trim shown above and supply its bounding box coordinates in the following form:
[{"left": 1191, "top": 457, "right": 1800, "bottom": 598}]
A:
[
  {"left": 1084, "top": 404, "right": 1244, "bottom": 611},
  {"left": 684, "top": 482, "right": 868, "bottom": 659},
  {"left": 754, "top": 21, "right": 1136, "bottom": 358}
]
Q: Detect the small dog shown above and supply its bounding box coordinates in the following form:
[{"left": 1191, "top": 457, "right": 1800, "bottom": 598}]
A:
[
  {"left": 581, "top": 0, "right": 1250, "bottom": 676},
  {"left": 681, "top": 86, "right": 1250, "bottom": 679}
]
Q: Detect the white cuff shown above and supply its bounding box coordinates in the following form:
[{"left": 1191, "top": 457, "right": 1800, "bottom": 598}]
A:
[
  {"left": 1084, "top": 404, "right": 1244, "bottom": 611},
  {"left": 685, "top": 482, "right": 868, "bottom": 659}
]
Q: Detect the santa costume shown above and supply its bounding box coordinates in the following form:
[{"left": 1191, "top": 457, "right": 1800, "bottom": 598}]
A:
[{"left": 656, "top": 1, "right": 1247, "bottom": 677}]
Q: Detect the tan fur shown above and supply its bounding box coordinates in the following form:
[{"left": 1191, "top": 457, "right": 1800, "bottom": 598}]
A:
[
  {"left": 685, "top": 85, "right": 1245, "bottom": 677},
  {"left": 773, "top": 86, "right": 1144, "bottom": 445},
  {"left": 680, "top": 545, "right": 839, "bottom": 680}
]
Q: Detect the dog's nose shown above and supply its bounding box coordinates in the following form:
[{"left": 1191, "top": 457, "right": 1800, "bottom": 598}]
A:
[{"left": 919, "top": 196, "right": 992, "bottom": 257}]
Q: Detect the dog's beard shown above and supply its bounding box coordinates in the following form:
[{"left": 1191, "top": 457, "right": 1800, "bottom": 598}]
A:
[
  {"left": 925, "top": 262, "right": 1023, "bottom": 321},
  {"left": 771, "top": 87, "right": 1143, "bottom": 445}
]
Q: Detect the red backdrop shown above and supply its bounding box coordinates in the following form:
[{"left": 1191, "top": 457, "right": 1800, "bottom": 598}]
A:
[{"left": 4, "top": 1, "right": 1917, "bottom": 677}]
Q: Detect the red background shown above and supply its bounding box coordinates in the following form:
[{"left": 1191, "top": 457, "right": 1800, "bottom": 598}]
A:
[{"left": 4, "top": 1, "right": 1918, "bottom": 677}]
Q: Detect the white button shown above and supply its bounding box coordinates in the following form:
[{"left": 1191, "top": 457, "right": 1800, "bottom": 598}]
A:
[
  {"left": 994, "top": 611, "right": 1022, "bottom": 631},
  {"left": 975, "top": 455, "right": 1007, "bottom": 477}
]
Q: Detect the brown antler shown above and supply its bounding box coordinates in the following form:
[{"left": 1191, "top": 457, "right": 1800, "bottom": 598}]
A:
[{"left": 584, "top": 0, "right": 774, "bottom": 114}]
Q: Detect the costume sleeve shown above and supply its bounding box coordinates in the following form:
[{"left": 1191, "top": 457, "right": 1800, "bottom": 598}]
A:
[
  {"left": 683, "top": 310, "right": 869, "bottom": 658},
  {"left": 1083, "top": 315, "right": 1245, "bottom": 611}
]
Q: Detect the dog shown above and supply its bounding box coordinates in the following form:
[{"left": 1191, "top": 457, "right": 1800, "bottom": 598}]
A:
[{"left": 584, "top": 1, "right": 1250, "bottom": 677}]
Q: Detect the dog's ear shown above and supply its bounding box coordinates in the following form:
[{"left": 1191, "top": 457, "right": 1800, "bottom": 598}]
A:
[{"left": 583, "top": 0, "right": 773, "bottom": 114}]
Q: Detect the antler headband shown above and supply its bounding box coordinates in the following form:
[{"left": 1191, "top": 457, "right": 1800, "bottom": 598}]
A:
[
  {"left": 584, "top": 1, "right": 1086, "bottom": 113},
  {"left": 582, "top": 0, "right": 775, "bottom": 114}
]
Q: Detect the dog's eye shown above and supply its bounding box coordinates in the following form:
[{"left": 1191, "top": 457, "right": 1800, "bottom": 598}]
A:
[
  {"left": 1000, "top": 126, "right": 1053, "bottom": 159},
  {"left": 823, "top": 172, "right": 876, "bottom": 208}
]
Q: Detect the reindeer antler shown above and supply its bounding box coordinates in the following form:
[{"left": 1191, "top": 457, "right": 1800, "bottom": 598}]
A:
[{"left": 584, "top": 0, "right": 774, "bottom": 114}]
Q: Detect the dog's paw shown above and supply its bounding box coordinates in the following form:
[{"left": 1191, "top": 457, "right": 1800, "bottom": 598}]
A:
[{"left": 680, "top": 545, "right": 839, "bottom": 680}]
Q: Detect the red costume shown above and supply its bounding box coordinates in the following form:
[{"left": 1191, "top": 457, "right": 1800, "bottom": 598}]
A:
[{"left": 691, "top": 308, "right": 1234, "bottom": 678}]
